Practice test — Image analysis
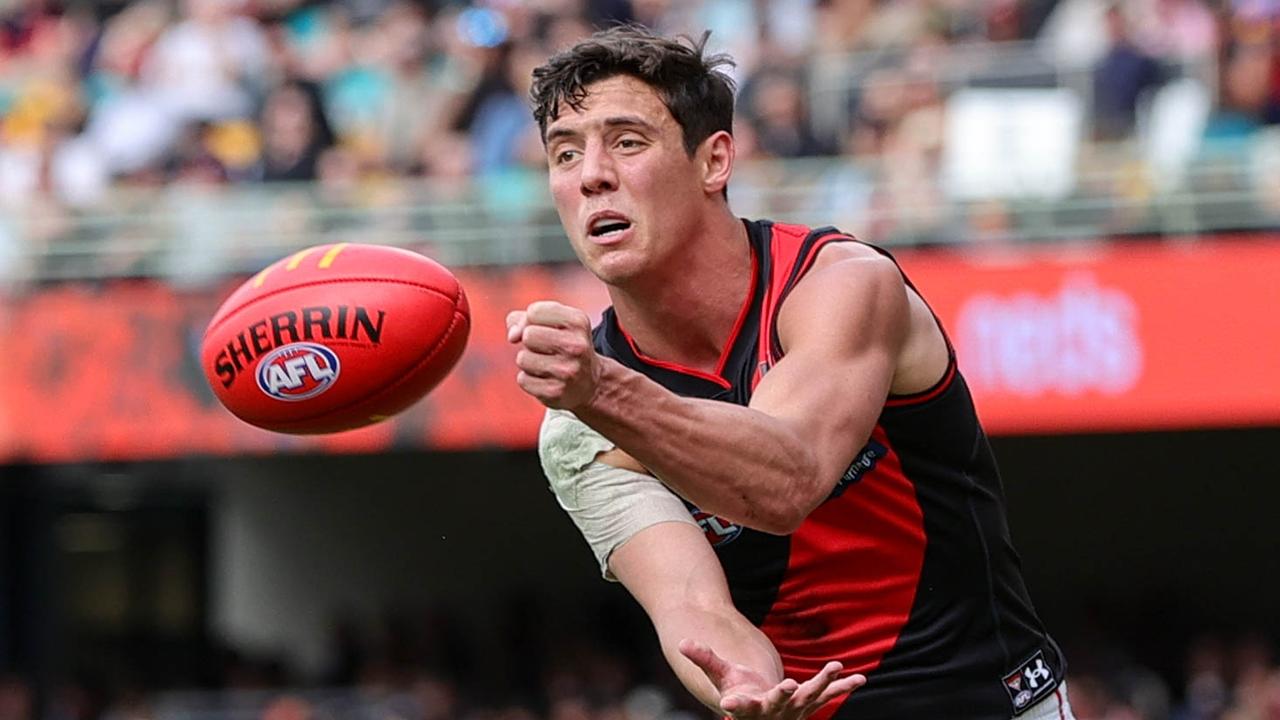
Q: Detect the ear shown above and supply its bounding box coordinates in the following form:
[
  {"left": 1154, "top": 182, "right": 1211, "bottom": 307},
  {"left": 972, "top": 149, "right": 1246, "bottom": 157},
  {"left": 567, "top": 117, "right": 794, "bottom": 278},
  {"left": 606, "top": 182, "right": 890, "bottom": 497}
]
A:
[{"left": 698, "top": 130, "right": 735, "bottom": 196}]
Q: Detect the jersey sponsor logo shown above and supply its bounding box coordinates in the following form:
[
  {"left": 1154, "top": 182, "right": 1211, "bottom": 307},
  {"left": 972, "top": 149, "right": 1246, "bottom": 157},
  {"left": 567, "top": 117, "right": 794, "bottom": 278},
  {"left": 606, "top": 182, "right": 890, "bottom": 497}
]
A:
[
  {"left": 1004, "top": 649, "right": 1058, "bottom": 715},
  {"left": 255, "top": 342, "right": 340, "bottom": 401},
  {"left": 828, "top": 439, "right": 887, "bottom": 499},
  {"left": 688, "top": 507, "right": 743, "bottom": 547}
]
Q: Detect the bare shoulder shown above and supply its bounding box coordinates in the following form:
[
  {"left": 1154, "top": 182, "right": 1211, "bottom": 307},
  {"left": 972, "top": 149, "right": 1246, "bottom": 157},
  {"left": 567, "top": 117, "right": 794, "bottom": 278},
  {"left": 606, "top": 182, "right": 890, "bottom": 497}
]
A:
[
  {"left": 799, "top": 241, "right": 907, "bottom": 297},
  {"left": 777, "top": 241, "right": 909, "bottom": 354},
  {"left": 781, "top": 239, "right": 950, "bottom": 394},
  {"left": 810, "top": 239, "right": 890, "bottom": 265},
  {"left": 783, "top": 241, "right": 907, "bottom": 319}
]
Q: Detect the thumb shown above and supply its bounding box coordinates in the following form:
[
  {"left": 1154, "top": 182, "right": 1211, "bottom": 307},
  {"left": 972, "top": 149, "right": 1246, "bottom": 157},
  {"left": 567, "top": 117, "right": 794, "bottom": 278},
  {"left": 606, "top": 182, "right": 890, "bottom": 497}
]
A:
[
  {"left": 679, "top": 639, "right": 736, "bottom": 689},
  {"left": 505, "top": 310, "right": 527, "bottom": 344}
]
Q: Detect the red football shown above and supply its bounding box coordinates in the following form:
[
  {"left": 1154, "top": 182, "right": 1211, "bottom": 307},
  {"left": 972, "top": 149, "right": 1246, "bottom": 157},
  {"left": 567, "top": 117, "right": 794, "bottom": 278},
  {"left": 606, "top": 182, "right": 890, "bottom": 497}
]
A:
[{"left": 201, "top": 243, "right": 470, "bottom": 434}]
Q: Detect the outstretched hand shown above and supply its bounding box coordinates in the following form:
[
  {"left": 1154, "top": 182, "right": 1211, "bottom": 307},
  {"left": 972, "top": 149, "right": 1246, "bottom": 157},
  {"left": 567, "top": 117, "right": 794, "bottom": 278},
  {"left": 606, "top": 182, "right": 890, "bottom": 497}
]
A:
[{"left": 678, "top": 639, "right": 866, "bottom": 719}]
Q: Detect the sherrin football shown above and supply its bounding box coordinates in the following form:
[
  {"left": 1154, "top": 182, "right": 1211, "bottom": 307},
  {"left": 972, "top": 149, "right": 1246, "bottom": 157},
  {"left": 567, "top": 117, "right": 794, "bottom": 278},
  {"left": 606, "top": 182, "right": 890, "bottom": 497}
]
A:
[{"left": 201, "top": 243, "right": 470, "bottom": 434}]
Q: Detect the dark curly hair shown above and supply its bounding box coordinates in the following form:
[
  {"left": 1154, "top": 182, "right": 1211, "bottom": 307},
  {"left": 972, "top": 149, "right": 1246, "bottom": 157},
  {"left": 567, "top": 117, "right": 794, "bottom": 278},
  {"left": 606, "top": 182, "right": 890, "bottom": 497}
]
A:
[{"left": 530, "top": 26, "right": 737, "bottom": 156}]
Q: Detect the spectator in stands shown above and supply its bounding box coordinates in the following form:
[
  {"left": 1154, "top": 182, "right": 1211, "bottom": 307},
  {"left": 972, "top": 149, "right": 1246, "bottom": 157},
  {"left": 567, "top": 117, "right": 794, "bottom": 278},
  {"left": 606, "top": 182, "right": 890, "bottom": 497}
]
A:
[
  {"left": 740, "top": 68, "right": 835, "bottom": 158},
  {"left": 1203, "top": 29, "right": 1280, "bottom": 147},
  {"left": 140, "top": 0, "right": 270, "bottom": 124},
  {"left": 1092, "top": 4, "right": 1165, "bottom": 140},
  {"left": 257, "top": 80, "right": 334, "bottom": 182},
  {"left": 1135, "top": 0, "right": 1218, "bottom": 64},
  {"left": 371, "top": 2, "right": 467, "bottom": 174},
  {"left": 449, "top": 18, "right": 538, "bottom": 176}
]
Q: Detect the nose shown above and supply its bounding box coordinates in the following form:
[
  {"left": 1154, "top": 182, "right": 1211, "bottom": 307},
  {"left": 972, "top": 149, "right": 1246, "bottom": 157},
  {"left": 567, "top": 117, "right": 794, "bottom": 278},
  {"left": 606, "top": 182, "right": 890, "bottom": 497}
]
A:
[{"left": 579, "top": 141, "right": 618, "bottom": 196}]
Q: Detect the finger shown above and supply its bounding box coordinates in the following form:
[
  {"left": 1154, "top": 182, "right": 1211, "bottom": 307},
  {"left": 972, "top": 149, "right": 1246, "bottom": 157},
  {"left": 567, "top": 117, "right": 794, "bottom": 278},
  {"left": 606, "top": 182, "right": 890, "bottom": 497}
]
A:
[
  {"left": 506, "top": 311, "right": 527, "bottom": 343},
  {"left": 721, "top": 678, "right": 799, "bottom": 717},
  {"left": 514, "top": 349, "right": 572, "bottom": 380},
  {"left": 719, "top": 693, "right": 763, "bottom": 717},
  {"left": 791, "top": 661, "right": 843, "bottom": 706},
  {"left": 521, "top": 325, "right": 592, "bottom": 356},
  {"left": 526, "top": 301, "right": 591, "bottom": 331},
  {"left": 515, "top": 370, "right": 544, "bottom": 395},
  {"left": 516, "top": 372, "right": 570, "bottom": 407},
  {"left": 677, "top": 639, "right": 735, "bottom": 688},
  {"left": 811, "top": 673, "right": 866, "bottom": 707},
  {"left": 761, "top": 679, "right": 799, "bottom": 709}
]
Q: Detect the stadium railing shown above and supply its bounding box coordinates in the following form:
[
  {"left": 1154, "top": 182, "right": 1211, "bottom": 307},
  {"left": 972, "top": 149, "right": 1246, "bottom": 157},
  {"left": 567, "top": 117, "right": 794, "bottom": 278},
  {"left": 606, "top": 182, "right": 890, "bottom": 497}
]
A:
[{"left": 2, "top": 133, "right": 1276, "bottom": 286}]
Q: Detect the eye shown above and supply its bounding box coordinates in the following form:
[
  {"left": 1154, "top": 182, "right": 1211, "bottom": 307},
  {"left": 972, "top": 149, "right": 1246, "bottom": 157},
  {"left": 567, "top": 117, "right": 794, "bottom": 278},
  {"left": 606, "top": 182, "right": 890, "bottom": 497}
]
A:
[
  {"left": 617, "top": 137, "right": 644, "bottom": 150},
  {"left": 554, "top": 149, "right": 580, "bottom": 165}
]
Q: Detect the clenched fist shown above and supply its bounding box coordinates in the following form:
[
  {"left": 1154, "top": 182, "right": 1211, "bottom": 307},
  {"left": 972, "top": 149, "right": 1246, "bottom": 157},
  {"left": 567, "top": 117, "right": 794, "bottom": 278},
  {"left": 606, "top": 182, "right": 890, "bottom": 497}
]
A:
[{"left": 507, "top": 301, "right": 603, "bottom": 410}]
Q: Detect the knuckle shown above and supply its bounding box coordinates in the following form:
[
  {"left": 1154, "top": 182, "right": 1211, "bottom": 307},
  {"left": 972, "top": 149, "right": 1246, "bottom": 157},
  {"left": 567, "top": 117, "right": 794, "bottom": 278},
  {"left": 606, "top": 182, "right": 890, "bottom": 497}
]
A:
[
  {"left": 551, "top": 361, "right": 577, "bottom": 381},
  {"left": 528, "top": 300, "right": 556, "bottom": 316}
]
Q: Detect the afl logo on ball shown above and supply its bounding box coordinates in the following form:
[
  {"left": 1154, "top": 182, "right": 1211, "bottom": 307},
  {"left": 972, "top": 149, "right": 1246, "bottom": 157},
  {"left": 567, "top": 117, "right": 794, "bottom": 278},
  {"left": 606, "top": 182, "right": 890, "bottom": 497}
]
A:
[{"left": 256, "top": 343, "right": 340, "bottom": 401}]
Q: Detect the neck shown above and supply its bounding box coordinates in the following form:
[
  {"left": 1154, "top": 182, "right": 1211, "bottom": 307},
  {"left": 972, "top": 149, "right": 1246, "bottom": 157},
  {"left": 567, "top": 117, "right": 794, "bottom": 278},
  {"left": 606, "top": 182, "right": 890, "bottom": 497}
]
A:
[{"left": 609, "top": 208, "right": 752, "bottom": 373}]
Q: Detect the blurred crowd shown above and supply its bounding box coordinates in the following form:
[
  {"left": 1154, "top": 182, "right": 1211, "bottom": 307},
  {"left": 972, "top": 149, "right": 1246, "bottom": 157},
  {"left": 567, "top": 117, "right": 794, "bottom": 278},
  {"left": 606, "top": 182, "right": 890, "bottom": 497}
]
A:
[
  {"left": 1066, "top": 632, "right": 1280, "bottom": 720},
  {"left": 0, "top": 603, "right": 1278, "bottom": 720},
  {"left": 2, "top": 3, "right": 1278, "bottom": 718},
  {"left": 0, "top": 0, "right": 1278, "bottom": 243}
]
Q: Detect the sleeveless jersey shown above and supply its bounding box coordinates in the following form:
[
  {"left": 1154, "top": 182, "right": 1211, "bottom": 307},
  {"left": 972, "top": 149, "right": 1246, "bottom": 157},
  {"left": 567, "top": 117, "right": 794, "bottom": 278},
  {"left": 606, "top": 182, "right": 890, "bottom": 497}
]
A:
[{"left": 591, "top": 219, "right": 1066, "bottom": 720}]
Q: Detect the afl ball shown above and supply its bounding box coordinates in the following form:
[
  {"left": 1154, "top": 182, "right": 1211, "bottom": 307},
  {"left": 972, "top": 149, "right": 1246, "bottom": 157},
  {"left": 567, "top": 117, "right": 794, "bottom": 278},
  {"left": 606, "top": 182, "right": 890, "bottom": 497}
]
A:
[{"left": 201, "top": 243, "right": 470, "bottom": 434}]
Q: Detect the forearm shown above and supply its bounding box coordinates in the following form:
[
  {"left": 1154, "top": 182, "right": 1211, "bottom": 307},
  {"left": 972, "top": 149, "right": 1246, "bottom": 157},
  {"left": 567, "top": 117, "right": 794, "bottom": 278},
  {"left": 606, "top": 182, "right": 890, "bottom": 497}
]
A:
[
  {"left": 651, "top": 602, "right": 784, "bottom": 711},
  {"left": 575, "top": 359, "right": 822, "bottom": 534}
]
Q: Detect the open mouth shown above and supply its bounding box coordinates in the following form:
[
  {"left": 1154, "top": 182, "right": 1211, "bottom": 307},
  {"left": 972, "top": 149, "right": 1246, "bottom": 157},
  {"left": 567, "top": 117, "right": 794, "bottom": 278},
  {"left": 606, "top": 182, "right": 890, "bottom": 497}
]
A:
[{"left": 588, "top": 218, "right": 632, "bottom": 239}]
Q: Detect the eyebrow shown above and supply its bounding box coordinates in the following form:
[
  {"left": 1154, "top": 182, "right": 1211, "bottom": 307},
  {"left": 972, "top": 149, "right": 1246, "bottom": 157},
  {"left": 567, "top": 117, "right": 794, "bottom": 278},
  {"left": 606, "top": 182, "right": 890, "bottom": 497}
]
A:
[{"left": 545, "top": 115, "right": 659, "bottom": 143}]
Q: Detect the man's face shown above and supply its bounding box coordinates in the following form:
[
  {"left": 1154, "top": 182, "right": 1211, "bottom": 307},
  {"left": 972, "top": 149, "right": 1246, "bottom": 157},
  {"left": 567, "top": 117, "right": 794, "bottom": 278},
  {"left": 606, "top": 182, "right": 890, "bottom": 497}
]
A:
[{"left": 544, "top": 75, "right": 708, "bottom": 284}]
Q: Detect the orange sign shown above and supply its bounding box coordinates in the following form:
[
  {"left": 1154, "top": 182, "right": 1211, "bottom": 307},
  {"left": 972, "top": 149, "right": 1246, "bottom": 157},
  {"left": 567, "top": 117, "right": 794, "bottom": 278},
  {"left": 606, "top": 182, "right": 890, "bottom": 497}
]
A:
[
  {"left": 0, "top": 266, "right": 608, "bottom": 464},
  {"left": 0, "top": 238, "right": 1276, "bottom": 463},
  {"left": 895, "top": 238, "right": 1280, "bottom": 434}
]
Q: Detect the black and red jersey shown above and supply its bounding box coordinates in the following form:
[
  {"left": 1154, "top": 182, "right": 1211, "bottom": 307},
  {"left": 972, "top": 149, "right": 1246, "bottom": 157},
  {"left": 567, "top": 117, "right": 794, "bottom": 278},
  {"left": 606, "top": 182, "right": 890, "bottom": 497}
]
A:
[{"left": 592, "top": 219, "right": 1066, "bottom": 720}]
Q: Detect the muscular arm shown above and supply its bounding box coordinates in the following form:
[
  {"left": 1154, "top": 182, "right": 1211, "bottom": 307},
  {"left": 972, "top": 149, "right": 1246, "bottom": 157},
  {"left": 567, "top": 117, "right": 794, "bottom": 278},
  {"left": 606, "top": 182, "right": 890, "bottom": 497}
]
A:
[
  {"left": 540, "top": 418, "right": 861, "bottom": 715},
  {"left": 608, "top": 521, "right": 784, "bottom": 710},
  {"left": 513, "top": 246, "right": 913, "bottom": 534}
]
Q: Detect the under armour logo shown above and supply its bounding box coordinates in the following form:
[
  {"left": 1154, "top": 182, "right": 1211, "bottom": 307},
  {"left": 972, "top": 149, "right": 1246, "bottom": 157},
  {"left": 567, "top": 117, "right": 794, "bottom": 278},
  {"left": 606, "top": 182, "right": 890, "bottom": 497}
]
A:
[
  {"left": 1003, "top": 650, "right": 1058, "bottom": 716},
  {"left": 1023, "top": 659, "right": 1051, "bottom": 689}
]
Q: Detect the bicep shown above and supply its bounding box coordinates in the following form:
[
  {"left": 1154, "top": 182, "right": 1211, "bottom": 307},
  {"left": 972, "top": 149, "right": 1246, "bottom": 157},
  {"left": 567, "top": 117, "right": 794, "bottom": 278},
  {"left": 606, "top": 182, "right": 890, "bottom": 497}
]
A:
[{"left": 748, "top": 252, "right": 909, "bottom": 488}]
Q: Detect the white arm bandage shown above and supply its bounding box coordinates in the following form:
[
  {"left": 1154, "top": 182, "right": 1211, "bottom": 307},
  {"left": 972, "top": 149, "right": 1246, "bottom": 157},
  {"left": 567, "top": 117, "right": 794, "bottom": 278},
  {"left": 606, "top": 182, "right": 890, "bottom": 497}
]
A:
[{"left": 538, "top": 408, "right": 697, "bottom": 580}]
